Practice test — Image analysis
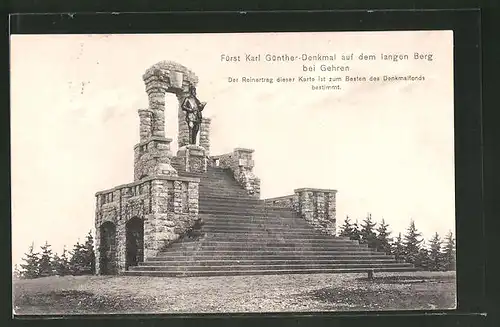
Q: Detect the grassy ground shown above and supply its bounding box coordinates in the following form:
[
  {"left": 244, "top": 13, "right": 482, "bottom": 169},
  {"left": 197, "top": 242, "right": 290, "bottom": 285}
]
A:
[{"left": 13, "top": 271, "right": 456, "bottom": 315}]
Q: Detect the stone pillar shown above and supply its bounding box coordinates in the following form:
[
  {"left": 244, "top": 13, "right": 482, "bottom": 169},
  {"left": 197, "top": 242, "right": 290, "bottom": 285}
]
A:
[
  {"left": 177, "top": 145, "right": 207, "bottom": 173},
  {"left": 94, "top": 220, "right": 101, "bottom": 275},
  {"left": 199, "top": 117, "right": 211, "bottom": 156},
  {"left": 295, "top": 188, "right": 337, "bottom": 236},
  {"left": 148, "top": 89, "right": 166, "bottom": 137},
  {"left": 326, "top": 191, "right": 337, "bottom": 235},
  {"left": 176, "top": 90, "right": 191, "bottom": 149},
  {"left": 134, "top": 138, "right": 177, "bottom": 181},
  {"left": 232, "top": 148, "right": 260, "bottom": 198},
  {"left": 173, "top": 181, "right": 183, "bottom": 214},
  {"left": 138, "top": 109, "right": 153, "bottom": 142},
  {"left": 188, "top": 181, "right": 199, "bottom": 215},
  {"left": 115, "top": 219, "right": 126, "bottom": 273}
]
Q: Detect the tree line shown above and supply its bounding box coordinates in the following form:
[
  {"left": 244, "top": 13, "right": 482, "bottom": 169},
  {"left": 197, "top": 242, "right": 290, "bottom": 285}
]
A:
[
  {"left": 14, "top": 230, "right": 96, "bottom": 279},
  {"left": 338, "top": 214, "right": 456, "bottom": 271}
]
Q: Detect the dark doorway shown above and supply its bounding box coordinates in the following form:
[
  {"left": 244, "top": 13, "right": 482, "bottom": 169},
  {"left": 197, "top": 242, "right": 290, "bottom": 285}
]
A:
[
  {"left": 126, "top": 217, "right": 144, "bottom": 269},
  {"left": 99, "top": 221, "right": 117, "bottom": 275}
]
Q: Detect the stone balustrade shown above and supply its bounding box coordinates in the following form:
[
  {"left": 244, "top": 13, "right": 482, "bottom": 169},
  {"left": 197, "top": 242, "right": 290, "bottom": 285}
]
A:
[{"left": 211, "top": 148, "right": 260, "bottom": 198}]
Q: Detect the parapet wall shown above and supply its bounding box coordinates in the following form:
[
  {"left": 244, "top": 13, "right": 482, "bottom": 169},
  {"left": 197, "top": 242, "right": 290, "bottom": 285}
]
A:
[
  {"left": 211, "top": 148, "right": 260, "bottom": 198},
  {"left": 264, "top": 188, "right": 337, "bottom": 236},
  {"left": 95, "top": 175, "right": 199, "bottom": 274}
]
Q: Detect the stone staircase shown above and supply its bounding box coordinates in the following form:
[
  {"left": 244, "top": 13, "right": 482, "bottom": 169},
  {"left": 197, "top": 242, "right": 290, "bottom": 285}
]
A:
[{"left": 125, "top": 166, "right": 415, "bottom": 277}]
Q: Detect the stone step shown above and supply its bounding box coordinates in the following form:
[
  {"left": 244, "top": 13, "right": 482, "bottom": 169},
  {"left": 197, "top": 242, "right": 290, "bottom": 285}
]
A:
[
  {"left": 124, "top": 266, "right": 417, "bottom": 277},
  {"left": 129, "top": 262, "right": 411, "bottom": 272},
  {"left": 139, "top": 258, "right": 398, "bottom": 266},
  {"left": 168, "top": 239, "right": 364, "bottom": 249},
  {"left": 199, "top": 196, "right": 262, "bottom": 204},
  {"left": 147, "top": 253, "right": 396, "bottom": 261},
  {"left": 199, "top": 203, "right": 293, "bottom": 212},
  {"left": 159, "top": 245, "right": 375, "bottom": 253},
  {"left": 201, "top": 222, "right": 310, "bottom": 228},
  {"left": 199, "top": 190, "right": 251, "bottom": 197},
  {"left": 200, "top": 218, "right": 301, "bottom": 225},
  {"left": 198, "top": 235, "right": 363, "bottom": 244},
  {"left": 201, "top": 232, "right": 359, "bottom": 244},
  {"left": 200, "top": 209, "right": 297, "bottom": 217}
]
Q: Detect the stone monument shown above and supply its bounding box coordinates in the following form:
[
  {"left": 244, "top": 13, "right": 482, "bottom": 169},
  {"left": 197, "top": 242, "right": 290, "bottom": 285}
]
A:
[{"left": 94, "top": 61, "right": 210, "bottom": 275}]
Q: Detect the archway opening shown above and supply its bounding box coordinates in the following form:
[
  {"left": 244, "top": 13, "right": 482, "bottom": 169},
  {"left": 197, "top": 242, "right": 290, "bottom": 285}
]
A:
[
  {"left": 125, "top": 217, "right": 144, "bottom": 270},
  {"left": 99, "top": 221, "right": 117, "bottom": 275},
  {"left": 165, "top": 93, "right": 180, "bottom": 153}
]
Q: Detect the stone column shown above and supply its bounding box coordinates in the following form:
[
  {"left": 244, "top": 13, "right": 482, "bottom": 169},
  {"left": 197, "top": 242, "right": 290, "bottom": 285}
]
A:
[
  {"left": 176, "top": 90, "right": 191, "bottom": 149},
  {"left": 94, "top": 221, "right": 101, "bottom": 275},
  {"left": 115, "top": 219, "right": 126, "bottom": 273},
  {"left": 147, "top": 89, "right": 166, "bottom": 137},
  {"left": 199, "top": 117, "right": 211, "bottom": 156},
  {"left": 138, "top": 109, "right": 153, "bottom": 141}
]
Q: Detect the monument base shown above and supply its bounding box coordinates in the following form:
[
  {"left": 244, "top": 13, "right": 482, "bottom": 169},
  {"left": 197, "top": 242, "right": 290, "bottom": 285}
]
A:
[{"left": 177, "top": 145, "right": 208, "bottom": 173}]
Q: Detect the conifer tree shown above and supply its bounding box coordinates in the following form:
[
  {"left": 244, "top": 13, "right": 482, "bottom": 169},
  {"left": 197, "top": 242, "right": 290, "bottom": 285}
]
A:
[
  {"left": 69, "top": 240, "right": 86, "bottom": 275},
  {"left": 13, "top": 264, "right": 21, "bottom": 279},
  {"left": 82, "top": 230, "right": 96, "bottom": 275},
  {"left": 339, "top": 216, "right": 354, "bottom": 237},
  {"left": 415, "top": 241, "right": 430, "bottom": 270},
  {"left": 442, "top": 231, "right": 456, "bottom": 271},
  {"left": 402, "top": 220, "right": 423, "bottom": 265},
  {"left": 350, "top": 219, "right": 361, "bottom": 241},
  {"left": 360, "top": 213, "right": 377, "bottom": 248},
  {"left": 428, "top": 232, "right": 444, "bottom": 271},
  {"left": 38, "top": 241, "right": 55, "bottom": 277},
  {"left": 391, "top": 233, "right": 405, "bottom": 262},
  {"left": 19, "top": 242, "right": 40, "bottom": 279},
  {"left": 375, "top": 218, "right": 392, "bottom": 254},
  {"left": 53, "top": 246, "right": 71, "bottom": 276}
]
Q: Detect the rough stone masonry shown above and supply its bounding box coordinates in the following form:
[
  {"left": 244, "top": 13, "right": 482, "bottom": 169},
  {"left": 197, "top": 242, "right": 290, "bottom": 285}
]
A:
[{"left": 94, "top": 60, "right": 338, "bottom": 275}]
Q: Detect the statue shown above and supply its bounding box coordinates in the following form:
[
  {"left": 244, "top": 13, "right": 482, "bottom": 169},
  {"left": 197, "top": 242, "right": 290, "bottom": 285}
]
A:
[{"left": 181, "top": 84, "right": 206, "bottom": 145}]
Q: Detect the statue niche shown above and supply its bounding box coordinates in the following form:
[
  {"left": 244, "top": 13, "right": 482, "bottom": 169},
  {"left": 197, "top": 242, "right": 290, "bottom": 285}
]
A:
[{"left": 181, "top": 84, "right": 207, "bottom": 145}]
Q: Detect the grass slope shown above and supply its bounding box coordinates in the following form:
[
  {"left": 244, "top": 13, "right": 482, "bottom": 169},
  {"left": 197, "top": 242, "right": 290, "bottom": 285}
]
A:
[{"left": 13, "top": 271, "right": 456, "bottom": 315}]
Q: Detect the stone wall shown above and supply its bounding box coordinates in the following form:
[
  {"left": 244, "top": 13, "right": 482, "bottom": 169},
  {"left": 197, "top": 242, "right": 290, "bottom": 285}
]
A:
[
  {"left": 95, "top": 175, "right": 199, "bottom": 274},
  {"left": 263, "top": 194, "right": 299, "bottom": 211},
  {"left": 294, "top": 188, "right": 337, "bottom": 235},
  {"left": 211, "top": 148, "right": 260, "bottom": 198}
]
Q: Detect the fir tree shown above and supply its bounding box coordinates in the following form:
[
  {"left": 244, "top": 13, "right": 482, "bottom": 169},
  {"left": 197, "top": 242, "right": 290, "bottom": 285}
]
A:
[
  {"left": 375, "top": 218, "right": 392, "bottom": 254},
  {"left": 13, "top": 264, "right": 21, "bottom": 280},
  {"left": 442, "top": 231, "right": 456, "bottom": 271},
  {"left": 391, "top": 233, "right": 405, "bottom": 262},
  {"left": 339, "top": 216, "right": 354, "bottom": 237},
  {"left": 360, "top": 213, "right": 377, "bottom": 248},
  {"left": 69, "top": 240, "right": 86, "bottom": 275},
  {"left": 415, "top": 241, "right": 430, "bottom": 270},
  {"left": 19, "top": 242, "right": 40, "bottom": 279},
  {"left": 402, "top": 220, "right": 423, "bottom": 265},
  {"left": 38, "top": 241, "right": 55, "bottom": 277},
  {"left": 428, "top": 232, "right": 444, "bottom": 271},
  {"left": 82, "top": 230, "right": 96, "bottom": 275},
  {"left": 350, "top": 219, "right": 361, "bottom": 241},
  {"left": 53, "top": 246, "right": 71, "bottom": 276}
]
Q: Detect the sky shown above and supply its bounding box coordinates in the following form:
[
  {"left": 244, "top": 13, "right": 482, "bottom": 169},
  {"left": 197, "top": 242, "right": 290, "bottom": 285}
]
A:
[{"left": 10, "top": 31, "right": 455, "bottom": 266}]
